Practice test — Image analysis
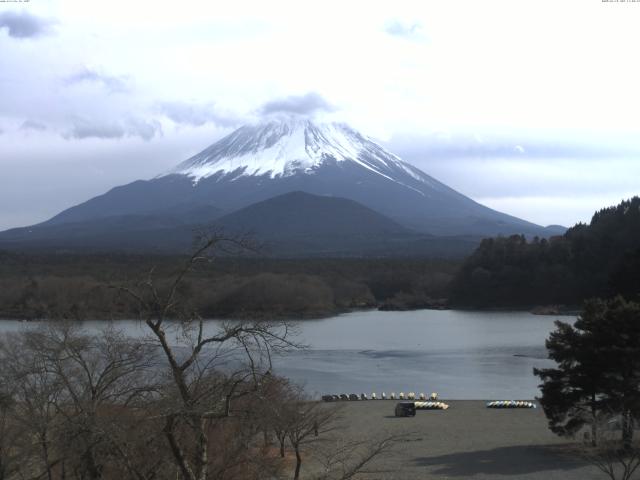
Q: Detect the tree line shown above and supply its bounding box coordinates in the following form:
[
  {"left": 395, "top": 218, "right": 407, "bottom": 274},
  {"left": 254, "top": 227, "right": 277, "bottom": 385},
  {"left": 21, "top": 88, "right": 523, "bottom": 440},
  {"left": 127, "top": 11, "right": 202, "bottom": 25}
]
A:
[
  {"left": 451, "top": 197, "right": 640, "bottom": 308},
  {"left": 0, "top": 252, "right": 457, "bottom": 321}
]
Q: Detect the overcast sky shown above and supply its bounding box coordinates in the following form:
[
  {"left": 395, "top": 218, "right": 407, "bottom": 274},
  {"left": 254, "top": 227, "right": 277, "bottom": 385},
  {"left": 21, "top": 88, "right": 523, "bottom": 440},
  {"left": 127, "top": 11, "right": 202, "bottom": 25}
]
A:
[{"left": 1, "top": 0, "right": 639, "bottom": 230}]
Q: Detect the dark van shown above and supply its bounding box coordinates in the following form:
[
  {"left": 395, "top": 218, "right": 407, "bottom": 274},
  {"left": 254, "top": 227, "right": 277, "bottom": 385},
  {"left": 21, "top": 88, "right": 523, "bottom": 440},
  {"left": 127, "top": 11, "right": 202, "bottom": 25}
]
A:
[{"left": 394, "top": 401, "right": 416, "bottom": 417}]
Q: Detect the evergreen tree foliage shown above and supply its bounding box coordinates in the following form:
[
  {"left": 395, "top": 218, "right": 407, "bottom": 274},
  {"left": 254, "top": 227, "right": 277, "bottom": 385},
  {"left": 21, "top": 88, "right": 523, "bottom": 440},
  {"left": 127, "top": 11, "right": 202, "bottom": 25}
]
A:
[
  {"left": 535, "top": 297, "right": 640, "bottom": 448},
  {"left": 452, "top": 197, "right": 640, "bottom": 307}
]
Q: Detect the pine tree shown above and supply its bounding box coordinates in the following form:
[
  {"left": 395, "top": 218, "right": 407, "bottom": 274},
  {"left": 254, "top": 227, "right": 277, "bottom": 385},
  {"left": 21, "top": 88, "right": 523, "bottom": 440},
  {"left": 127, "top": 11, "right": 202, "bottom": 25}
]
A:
[
  {"left": 534, "top": 313, "right": 606, "bottom": 445},
  {"left": 535, "top": 297, "right": 640, "bottom": 448},
  {"left": 590, "top": 297, "right": 640, "bottom": 449}
]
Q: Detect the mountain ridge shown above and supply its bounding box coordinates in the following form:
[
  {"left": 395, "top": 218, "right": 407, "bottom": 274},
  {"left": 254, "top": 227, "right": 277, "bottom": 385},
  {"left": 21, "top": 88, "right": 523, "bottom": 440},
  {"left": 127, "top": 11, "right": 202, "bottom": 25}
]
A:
[
  {"left": 0, "top": 116, "right": 565, "bottom": 255},
  {"left": 0, "top": 191, "right": 480, "bottom": 257}
]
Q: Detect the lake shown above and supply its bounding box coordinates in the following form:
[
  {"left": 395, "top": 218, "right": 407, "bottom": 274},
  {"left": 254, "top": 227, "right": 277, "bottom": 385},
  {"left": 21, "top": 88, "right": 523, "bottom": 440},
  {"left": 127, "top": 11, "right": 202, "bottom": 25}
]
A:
[{"left": 0, "top": 309, "right": 568, "bottom": 399}]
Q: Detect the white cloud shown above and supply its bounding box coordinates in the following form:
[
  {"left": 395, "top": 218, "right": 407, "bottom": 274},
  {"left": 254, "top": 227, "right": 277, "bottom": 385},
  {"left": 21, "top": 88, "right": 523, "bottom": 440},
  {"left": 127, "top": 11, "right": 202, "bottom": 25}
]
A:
[
  {"left": 64, "top": 66, "right": 130, "bottom": 93},
  {"left": 0, "top": 10, "right": 54, "bottom": 38},
  {"left": 64, "top": 116, "right": 162, "bottom": 141},
  {"left": 384, "top": 19, "right": 427, "bottom": 41},
  {"left": 259, "top": 93, "right": 336, "bottom": 117},
  {"left": 20, "top": 120, "right": 47, "bottom": 131},
  {"left": 157, "top": 101, "right": 240, "bottom": 127}
]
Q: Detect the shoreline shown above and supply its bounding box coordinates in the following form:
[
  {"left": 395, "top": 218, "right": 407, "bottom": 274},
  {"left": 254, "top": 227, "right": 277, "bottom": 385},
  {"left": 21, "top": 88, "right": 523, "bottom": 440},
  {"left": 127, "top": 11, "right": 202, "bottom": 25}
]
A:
[
  {"left": 321, "top": 398, "right": 540, "bottom": 402},
  {"left": 0, "top": 304, "right": 579, "bottom": 322}
]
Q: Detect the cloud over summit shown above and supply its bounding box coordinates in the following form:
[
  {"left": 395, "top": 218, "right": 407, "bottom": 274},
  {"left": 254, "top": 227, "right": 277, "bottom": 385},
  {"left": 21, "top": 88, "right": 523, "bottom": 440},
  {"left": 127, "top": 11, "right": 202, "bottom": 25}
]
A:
[{"left": 259, "top": 92, "right": 336, "bottom": 117}]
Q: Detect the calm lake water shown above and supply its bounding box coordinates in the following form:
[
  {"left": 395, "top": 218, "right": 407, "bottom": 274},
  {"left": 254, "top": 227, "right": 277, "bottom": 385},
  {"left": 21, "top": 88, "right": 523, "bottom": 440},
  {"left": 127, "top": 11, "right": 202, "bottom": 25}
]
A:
[{"left": 0, "top": 309, "right": 569, "bottom": 399}]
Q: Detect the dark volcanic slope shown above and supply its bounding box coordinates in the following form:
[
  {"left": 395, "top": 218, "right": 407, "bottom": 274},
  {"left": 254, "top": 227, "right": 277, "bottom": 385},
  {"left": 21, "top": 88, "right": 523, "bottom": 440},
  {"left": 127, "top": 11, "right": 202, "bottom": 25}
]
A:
[
  {"left": 0, "top": 192, "right": 479, "bottom": 257},
  {"left": 0, "top": 204, "right": 222, "bottom": 253},
  {"left": 217, "top": 191, "right": 410, "bottom": 238},
  {"left": 214, "top": 191, "right": 429, "bottom": 256}
]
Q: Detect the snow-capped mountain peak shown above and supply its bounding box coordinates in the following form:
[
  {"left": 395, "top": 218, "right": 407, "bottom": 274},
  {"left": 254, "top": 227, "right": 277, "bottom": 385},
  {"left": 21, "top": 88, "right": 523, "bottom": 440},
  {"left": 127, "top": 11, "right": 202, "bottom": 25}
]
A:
[
  {"left": 166, "top": 117, "right": 425, "bottom": 186},
  {"left": 19, "top": 116, "right": 550, "bottom": 242}
]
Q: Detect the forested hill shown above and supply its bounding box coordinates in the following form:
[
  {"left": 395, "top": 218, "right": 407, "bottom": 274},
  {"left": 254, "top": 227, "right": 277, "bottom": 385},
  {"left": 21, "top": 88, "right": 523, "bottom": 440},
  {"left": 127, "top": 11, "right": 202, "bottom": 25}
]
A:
[{"left": 450, "top": 197, "right": 640, "bottom": 308}]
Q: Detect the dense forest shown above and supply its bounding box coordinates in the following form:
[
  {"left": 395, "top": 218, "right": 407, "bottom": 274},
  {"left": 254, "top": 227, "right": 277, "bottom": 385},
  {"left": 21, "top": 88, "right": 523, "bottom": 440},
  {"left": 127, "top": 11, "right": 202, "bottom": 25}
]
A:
[
  {"left": 450, "top": 197, "right": 640, "bottom": 308},
  {"left": 0, "top": 252, "right": 457, "bottom": 320}
]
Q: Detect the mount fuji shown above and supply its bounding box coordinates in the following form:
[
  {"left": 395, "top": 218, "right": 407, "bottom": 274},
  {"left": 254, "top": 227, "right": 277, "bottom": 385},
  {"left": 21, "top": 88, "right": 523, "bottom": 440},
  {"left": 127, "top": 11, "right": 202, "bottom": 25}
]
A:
[{"left": 0, "top": 117, "right": 562, "bottom": 255}]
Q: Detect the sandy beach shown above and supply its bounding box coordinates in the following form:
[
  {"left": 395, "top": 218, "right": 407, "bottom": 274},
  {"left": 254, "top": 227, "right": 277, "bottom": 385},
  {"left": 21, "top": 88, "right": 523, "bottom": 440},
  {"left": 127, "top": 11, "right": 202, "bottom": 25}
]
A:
[{"left": 316, "top": 400, "right": 603, "bottom": 480}]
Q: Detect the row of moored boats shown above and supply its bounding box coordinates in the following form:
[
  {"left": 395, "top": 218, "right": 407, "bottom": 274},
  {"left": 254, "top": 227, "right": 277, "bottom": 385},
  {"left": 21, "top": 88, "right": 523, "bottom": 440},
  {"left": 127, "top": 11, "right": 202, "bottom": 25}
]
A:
[
  {"left": 486, "top": 400, "right": 536, "bottom": 409},
  {"left": 321, "top": 394, "right": 537, "bottom": 410},
  {"left": 322, "top": 392, "right": 439, "bottom": 402}
]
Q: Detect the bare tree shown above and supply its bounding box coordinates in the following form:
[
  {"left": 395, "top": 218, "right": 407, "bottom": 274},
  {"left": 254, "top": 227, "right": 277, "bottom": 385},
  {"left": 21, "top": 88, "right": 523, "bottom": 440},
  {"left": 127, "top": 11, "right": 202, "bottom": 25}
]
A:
[
  {"left": 36, "top": 324, "right": 160, "bottom": 480},
  {"left": 254, "top": 375, "right": 298, "bottom": 458},
  {"left": 285, "top": 395, "right": 341, "bottom": 480},
  {"left": 114, "top": 233, "right": 299, "bottom": 480},
  {"left": 0, "top": 389, "right": 25, "bottom": 480},
  {"left": 573, "top": 416, "right": 640, "bottom": 480},
  {"left": 255, "top": 378, "right": 403, "bottom": 480},
  {"left": 0, "top": 324, "right": 163, "bottom": 480},
  {"left": 313, "top": 433, "right": 405, "bottom": 480},
  {"left": 0, "top": 331, "right": 64, "bottom": 480}
]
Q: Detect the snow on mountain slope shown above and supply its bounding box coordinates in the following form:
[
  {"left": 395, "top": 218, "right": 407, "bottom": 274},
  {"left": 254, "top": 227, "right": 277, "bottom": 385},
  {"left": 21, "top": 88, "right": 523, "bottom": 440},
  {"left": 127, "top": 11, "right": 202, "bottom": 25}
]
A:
[
  {"left": 23, "top": 115, "right": 550, "bottom": 239},
  {"left": 165, "top": 117, "right": 440, "bottom": 194}
]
